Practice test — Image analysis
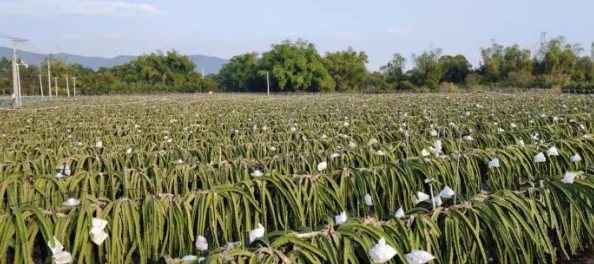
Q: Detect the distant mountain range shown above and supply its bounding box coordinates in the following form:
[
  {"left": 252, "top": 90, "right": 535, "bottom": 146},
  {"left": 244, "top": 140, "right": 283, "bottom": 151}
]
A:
[{"left": 0, "top": 47, "right": 229, "bottom": 75}]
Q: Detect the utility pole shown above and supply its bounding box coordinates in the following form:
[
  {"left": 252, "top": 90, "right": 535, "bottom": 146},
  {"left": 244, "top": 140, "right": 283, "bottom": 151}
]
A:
[
  {"left": 12, "top": 41, "right": 18, "bottom": 107},
  {"left": 202, "top": 67, "right": 205, "bottom": 79},
  {"left": 54, "top": 77, "right": 58, "bottom": 97},
  {"left": 47, "top": 61, "right": 52, "bottom": 98},
  {"left": 72, "top": 76, "right": 77, "bottom": 97},
  {"left": 63, "top": 74, "right": 70, "bottom": 97},
  {"left": 36, "top": 74, "right": 43, "bottom": 97},
  {"left": 266, "top": 71, "right": 270, "bottom": 96},
  {"left": 11, "top": 38, "right": 27, "bottom": 107},
  {"left": 0, "top": 34, "right": 27, "bottom": 107},
  {"left": 15, "top": 62, "right": 28, "bottom": 106},
  {"left": 15, "top": 64, "right": 21, "bottom": 106}
]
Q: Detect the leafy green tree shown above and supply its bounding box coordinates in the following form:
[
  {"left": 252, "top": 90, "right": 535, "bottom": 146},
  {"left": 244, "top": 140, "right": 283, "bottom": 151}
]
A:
[
  {"left": 479, "top": 41, "right": 504, "bottom": 83},
  {"left": 42, "top": 56, "right": 68, "bottom": 77},
  {"left": 201, "top": 76, "right": 220, "bottom": 92},
  {"left": 365, "top": 72, "right": 391, "bottom": 91},
  {"left": 502, "top": 71, "right": 535, "bottom": 87},
  {"left": 123, "top": 50, "right": 199, "bottom": 86},
  {"left": 572, "top": 56, "right": 594, "bottom": 82},
  {"left": 18, "top": 64, "right": 42, "bottom": 95},
  {"left": 0, "top": 58, "right": 12, "bottom": 95},
  {"left": 439, "top": 55, "right": 471, "bottom": 84},
  {"left": 535, "top": 33, "right": 580, "bottom": 76},
  {"left": 218, "top": 53, "right": 262, "bottom": 92},
  {"left": 464, "top": 73, "right": 482, "bottom": 88},
  {"left": 88, "top": 67, "right": 118, "bottom": 94},
  {"left": 259, "top": 39, "right": 335, "bottom": 92},
  {"left": 502, "top": 45, "right": 532, "bottom": 75},
  {"left": 379, "top": 53, "right": 407, "bottom": 89},
  {"left": 42, "top": 58, "right": 68, "bottom": 88},
  {"left": 68, "top": 63, "right": 94, "bottom": 76},
  {"left": 100, "top": 50, "right": 203, "bottom": 93},
  {"left": 479, "top": 41, "right": 534, "bottom": 85},
  {"left": 409, "top": 48, "right": 443, "bottom": 89},
  {"left": 533, "top": 33, "right": 582, "bottom": 86},
  {"left": 323, "top": 48, "right": 368, "bottom": 91}
]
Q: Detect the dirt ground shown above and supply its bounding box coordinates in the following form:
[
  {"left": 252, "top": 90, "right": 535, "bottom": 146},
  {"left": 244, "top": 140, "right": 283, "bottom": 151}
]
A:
[{"left": 558, "top": 253, "right": 594, "bottom": 264}]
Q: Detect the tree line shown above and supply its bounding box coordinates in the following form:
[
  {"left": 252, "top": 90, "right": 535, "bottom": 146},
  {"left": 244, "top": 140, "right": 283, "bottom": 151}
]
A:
[
  {"left": 218, "top": 34, "right": 594, "bottom": 92},
  {"left": 0, "top": 50, "right": 218, "bottom": 95},
  {"left": 1, "top": 33, "right": 593, "bottom": 95}
]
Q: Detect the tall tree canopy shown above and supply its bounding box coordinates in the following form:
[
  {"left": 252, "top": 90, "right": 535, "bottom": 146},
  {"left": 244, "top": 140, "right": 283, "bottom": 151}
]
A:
[
  {"left": 502, "top": 45, "right": 532, "bottom": 75},
  {"left": 439, "top": 55, "right": 471, "bottom": 84},
  {"left": 120, "top": 51, "right": 199, "bottom": 86},
  {"left": 0, "top": 58, "right": 11, "bottom": 95},
  {"left": 323, "top": 48, "right": 368, "bottom": 91},
  {"left": 259, "top": 39, "right": 335, "bottom": 92},
  {"left": 409, "top": 48, "right": 444, "bottom": 89},
  {"left": 218, "top": 52, "right": 262, "bottom": 92},
  {"left": 479, "top": 41, "right": 504, "bottom": 83},
  {"left": 379, "top": 53, "right": 407, "bottom": 89}
]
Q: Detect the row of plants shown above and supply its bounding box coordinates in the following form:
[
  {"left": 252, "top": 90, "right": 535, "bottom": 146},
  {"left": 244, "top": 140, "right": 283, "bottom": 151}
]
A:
[
  {"left": 1, "top": 134, "right": 592, "bottom": 210},
  {"left": 2, "top": 173, "right": 593, "bottom": 263},
  {"left": 562, "top": 83, "right": 594, "bottom": 94},
  {"left": 0, "top": 93, "right": 593, "bottom": 263}
]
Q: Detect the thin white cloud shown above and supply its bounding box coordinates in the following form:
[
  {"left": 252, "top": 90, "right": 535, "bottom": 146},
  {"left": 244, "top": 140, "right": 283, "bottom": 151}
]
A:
[
  {"left": 337, "top": 31, "right": 357, "bottom": 37},
  {"left": 386, "top": 28, "right": 412, "bottom": 35},
  {"left": 0, "top": 0, "right": 165, "bottom": 17}
]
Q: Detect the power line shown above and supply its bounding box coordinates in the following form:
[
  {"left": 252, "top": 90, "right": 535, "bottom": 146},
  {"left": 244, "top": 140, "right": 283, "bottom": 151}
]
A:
[
  {"left": 0, "top": 33, "right": 25, "bottom": 41},
  {"left": 23, "top": 41, "right": 40, "bottom": 54}
]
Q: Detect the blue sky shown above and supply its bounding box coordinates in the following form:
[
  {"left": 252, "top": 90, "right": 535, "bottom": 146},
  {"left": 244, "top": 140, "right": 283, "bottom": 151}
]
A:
[{"left": 1, "top": 0, "right": 592, "bottom": 70}]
